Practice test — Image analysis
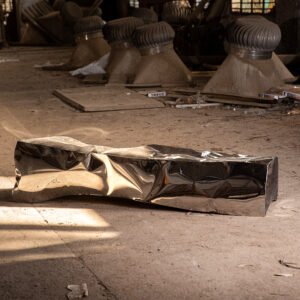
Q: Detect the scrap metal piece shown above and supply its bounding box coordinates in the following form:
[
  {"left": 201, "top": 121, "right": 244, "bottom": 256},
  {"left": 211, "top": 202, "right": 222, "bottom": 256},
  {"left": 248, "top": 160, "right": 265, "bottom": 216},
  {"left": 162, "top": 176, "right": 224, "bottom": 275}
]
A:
[
  {"left": 12, "top": 137, "right": 278, "bottom": 216},
  {"left": 273, "top": 273, "right": 294, "bottom": 277},
  {"left": 282, "top": 86, "right": 300, "bottom": 101},
  {"left": 67, "top": 283, "right": 88, "bottom": 299},
  {"left": 259, "top": 88, "right": 287, "bottom": 101},
  {"left": 260, "top": 85, "right": 300, "bottom": 101},
  {"left": 147, "top": 91, "right": 167, "bottom": 98}
]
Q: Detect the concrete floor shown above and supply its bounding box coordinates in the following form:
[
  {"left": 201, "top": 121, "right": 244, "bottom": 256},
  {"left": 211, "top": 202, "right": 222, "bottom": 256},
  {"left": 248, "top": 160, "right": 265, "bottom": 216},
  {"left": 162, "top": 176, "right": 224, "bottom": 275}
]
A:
[{"left": 0, "top": 47, "right": 300, "bottom": 300}]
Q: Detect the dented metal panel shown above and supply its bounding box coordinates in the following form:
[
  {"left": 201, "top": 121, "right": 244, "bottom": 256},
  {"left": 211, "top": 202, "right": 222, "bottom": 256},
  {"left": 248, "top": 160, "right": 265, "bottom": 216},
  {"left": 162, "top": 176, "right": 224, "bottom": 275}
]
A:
[{"left": 12, "top": 137, "right": 278, "bottom": 216}]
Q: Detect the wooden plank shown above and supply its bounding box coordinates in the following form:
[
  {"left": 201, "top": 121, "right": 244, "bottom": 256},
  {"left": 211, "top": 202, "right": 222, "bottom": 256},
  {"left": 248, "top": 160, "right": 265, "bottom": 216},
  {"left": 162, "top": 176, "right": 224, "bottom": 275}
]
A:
[
  {"left": 166, "top": 93, "right": 197, "bottom": 99},
  {"left": 202, "top": 92, "right": 278, "bottom": 104},
  {"left": 125, "top": 83, "right": 162, "bottom": 89},
  {"left": 53, "top": 86, "right": 165, "bottom": 112},
  {"left": 175, "top": 103, "right": 222, "bottom": 109},
  {"left": 205, "top": 97, "right": 273, "bottom": 108},
  {"left": 171, "top": 88, "right": 198, "bottom": 95}
]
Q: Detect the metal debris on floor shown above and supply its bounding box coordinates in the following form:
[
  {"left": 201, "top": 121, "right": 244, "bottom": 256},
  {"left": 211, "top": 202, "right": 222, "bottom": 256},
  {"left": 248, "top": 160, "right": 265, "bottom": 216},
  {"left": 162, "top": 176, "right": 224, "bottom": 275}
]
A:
[
  {"left": 279, "top": 260, "right": 300, "bottom": 270},
  {"left": 273, "top": 273, "right": 294, "bottom": 278},
  {"left": 9, "top": 136, "right": 279, "bottom": 216},
  {"left": 133, "top": 85, "right": 300, "bottom": 111},
  {"left": 67, "top": 283, "right": 88, "bottom": 300}
]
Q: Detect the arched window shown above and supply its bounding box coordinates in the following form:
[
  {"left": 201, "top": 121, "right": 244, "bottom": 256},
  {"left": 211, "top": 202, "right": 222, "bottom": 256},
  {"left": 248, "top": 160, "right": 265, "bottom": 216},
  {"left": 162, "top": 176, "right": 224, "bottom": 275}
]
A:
[{"left": 231, "top": 0, "right": 276, "bottom": 14}]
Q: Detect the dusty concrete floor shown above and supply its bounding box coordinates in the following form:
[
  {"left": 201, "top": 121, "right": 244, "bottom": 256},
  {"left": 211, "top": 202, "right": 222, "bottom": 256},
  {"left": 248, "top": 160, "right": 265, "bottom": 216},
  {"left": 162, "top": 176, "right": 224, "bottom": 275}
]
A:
[{"left": 0, "top": 47, "right": 299, "bottom": 300}]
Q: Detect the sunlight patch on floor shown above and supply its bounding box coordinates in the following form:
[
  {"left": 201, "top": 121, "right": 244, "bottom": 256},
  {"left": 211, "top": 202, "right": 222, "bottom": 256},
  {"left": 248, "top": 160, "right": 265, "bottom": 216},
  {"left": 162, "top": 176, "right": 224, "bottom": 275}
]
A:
[{"left": 0, "top": 205, "right": 119, "bottom": 264}]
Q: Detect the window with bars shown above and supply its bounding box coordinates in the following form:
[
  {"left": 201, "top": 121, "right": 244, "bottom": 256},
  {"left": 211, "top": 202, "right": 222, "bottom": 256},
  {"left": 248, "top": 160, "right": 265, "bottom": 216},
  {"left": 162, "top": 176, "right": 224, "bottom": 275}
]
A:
[
  {"left": 130, "top": 0, "right": 139, "bottom": 8},
  {"left": 231, "top": 0, "right": 276, "bottom": 14},
  {"left": 1, "top": 0, "right": 13, "bottom": 14}
]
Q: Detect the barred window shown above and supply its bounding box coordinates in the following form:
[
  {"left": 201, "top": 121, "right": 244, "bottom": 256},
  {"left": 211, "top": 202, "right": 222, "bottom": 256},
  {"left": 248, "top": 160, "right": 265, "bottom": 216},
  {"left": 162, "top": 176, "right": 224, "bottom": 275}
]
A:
[
  {"left": 130, "top": 0, "right": 139, "bottom": 8},
  {"left": 231, "top": 0, "right": 276, "bottom": 14},
  {"left": 1, "top": 0, "right": 13, "bottom": 14}
]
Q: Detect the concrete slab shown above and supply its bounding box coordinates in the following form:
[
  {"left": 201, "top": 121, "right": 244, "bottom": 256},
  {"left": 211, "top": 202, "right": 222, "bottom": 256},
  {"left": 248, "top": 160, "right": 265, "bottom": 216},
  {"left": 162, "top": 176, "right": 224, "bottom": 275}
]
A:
[{"left": 53, "top": 86, "right": 164, "bottom": 112}]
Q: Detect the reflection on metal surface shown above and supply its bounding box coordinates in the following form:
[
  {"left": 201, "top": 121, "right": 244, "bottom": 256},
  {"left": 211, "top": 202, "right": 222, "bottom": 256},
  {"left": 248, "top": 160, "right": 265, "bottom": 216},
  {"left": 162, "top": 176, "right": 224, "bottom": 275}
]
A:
[{"left": 12, "top": 137, "right": 278, "bottom": 216}]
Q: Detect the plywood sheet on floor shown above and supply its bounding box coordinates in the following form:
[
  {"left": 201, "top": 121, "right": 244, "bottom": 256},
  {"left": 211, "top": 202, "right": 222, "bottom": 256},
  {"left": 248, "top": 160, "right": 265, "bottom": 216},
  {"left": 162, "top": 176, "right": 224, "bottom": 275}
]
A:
[{"left": 53, "top": 86, "right": 165, "bottom": 112}]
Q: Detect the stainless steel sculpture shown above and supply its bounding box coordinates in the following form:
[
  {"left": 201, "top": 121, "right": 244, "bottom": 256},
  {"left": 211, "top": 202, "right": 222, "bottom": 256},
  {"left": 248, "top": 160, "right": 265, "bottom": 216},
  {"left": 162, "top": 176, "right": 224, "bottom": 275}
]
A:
[{"left": 11, "top": 136, "right": 278, "bottom": 216}]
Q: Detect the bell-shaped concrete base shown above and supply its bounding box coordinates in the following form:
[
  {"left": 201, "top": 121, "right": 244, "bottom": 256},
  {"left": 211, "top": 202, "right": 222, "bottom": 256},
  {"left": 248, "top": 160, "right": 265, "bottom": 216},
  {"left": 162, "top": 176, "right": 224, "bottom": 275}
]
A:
[
  {"left": 202, "top": 53, "right": 296, "bottom": 99},
  {"left": 68, "top": 37, "right": 110, "bottom": 70},
  {"left": 103, "top": 17, "right": 144, "bottom": 83},
  {"left": 43, "top": 36, "right": 111, "bottom": 71},
  {"left": 106, "top": 45, "right": 141, "bottom": 84},
  {"left": 133, "top": 47, "right": 192, "bottom": 86}
]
